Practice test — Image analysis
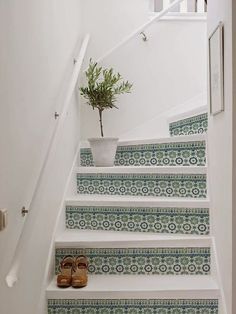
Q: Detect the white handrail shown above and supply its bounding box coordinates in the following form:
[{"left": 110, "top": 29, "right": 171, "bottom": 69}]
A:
[
  {"left": 97, "top": 0, "right": 184, "bottom": 63},
  {"left": 5, "top": 33, "right": 90, "bottom": 288}
]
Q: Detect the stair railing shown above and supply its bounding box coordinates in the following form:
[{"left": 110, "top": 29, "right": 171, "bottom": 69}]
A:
[
  {"left": 154, "top": 0, "right": 207, "bottom": 13},
  {"left": 98, "top": 0, "right": 186, "bottom": 63},
  {"left": 5, "top": 33, "right": 90, "bottom": 288}
]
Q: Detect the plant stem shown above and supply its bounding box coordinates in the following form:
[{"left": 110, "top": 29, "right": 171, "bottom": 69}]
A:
[{"left": 99, "top": 109, "right": 104, "bottom": 137}]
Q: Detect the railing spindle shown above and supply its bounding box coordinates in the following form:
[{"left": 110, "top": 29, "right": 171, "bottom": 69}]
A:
[
  {"left": 180, "top": 0, "right": 188, "bottom": 12},
  {"left": 197, "top": 0, "right": 205, "bottom": 12}
]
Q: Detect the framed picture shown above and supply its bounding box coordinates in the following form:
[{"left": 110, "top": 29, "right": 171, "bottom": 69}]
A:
[{"left": 209, "top": 22, "right": 224, "bottom": 115}]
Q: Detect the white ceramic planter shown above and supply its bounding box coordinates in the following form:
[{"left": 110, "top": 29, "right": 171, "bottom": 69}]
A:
[{"left": 88, "top": 137, "right": 119, "bottom": 167}]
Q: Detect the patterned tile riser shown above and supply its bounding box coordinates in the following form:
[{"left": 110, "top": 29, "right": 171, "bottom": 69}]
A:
[
  {"left": 55, "top": 247, "right": 211, "bottom": 276},
  {"left": 169, "top": 113, "right": 208, "bottom": 137},
  {"left": 48, "top": 299, "right": 218, "bottom": 313},
  {"left": 77, "top": 174, "right": 207, "bottom": 198},
  {"left": 66, "top": 206, "right": 210, "bottom": 235},
  {"left": 80, "top": 141, "right": 206, "bottom": 167}
]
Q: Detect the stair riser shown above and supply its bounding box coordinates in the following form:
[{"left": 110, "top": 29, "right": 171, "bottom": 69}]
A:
[
  {"left": 169, "top": 113, "right": 208, "bottom": 137},
  {"left": 77, "top": 174, "right": 207, "bottom": 198},
  {"left": 55, "top": 247, "right": 211, "bottom": 276},
  {"left": 66, "top": 206, "right": 210, "bottom": 235},
  {"left": 80, "top": 141, "right": 206, "bottom": 167},
  {"left": 48, "top": 299, "right": 218, "bottom": 314}
]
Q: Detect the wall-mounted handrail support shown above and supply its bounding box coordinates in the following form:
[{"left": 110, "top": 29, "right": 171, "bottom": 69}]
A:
[
  {"left": 140, "top": 32, "right": 148, "bottom": 42},
  {"left": 98, "top": 0, "right": 185, "bottom": 63}
]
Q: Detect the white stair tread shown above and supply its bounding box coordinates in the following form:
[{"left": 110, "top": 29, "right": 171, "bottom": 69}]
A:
[
  {"left": 80, "top": 134, "right": 206, "bottom": 148},
  {"left": 55, "top": 230, "right": 212, "bottom": 248},
  {"left": 65, "top": 195, "right": 210, "bottom": 208},
  {"left": 76, "top": 166, "right": 207, "bottom": 174},
  {"left": 168, "top": 105, "right": 207, "bottom": 124},
  {"left": 47, "top": 275, "right": 220, "bottom": 299}
]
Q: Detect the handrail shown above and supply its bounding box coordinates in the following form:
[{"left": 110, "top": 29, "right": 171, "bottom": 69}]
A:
[
  {"left": 97, "top": 0, "right": 184, "bottom": 63},
  {"left": 5, "top": 33, "right": 90, "bottom": 288}
]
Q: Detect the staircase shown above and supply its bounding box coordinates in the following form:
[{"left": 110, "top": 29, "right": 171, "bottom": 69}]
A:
[{"left": 47, "top": 112, "right": 220, "bottom": 313}]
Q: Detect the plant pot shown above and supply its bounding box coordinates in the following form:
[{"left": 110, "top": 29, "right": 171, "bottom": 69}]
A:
[{"left": 88, "top": 137, "right": 119, "bottom": 167}]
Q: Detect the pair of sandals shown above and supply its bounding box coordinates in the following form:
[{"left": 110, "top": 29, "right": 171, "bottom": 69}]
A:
[{"left": 57, "top": 255, "right": 88, "bottom": 288}]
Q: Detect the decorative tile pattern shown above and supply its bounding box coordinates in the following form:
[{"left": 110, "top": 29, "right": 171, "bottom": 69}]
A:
[
  {"left": 169, "top": 113, "right": 208, "bottom": 137},
  {"left": 66, "top": 206, "right": 210, "bottom": 235},
  {"left": 80, "top": 141, "right": 206, "bottom": 167},
  {"left": 77, "top": 173, "right": 207, "bottom": 198},
  {"left": 55, "top": 247, "right": 211, "bottom": 275},
  {"left": 48, "top": 299, "right": 218, "bottom": 313}
]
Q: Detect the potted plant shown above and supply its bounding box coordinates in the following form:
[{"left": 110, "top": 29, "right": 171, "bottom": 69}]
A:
[{"left": 80, "top": 60, "right": 132, "bottom": 167}]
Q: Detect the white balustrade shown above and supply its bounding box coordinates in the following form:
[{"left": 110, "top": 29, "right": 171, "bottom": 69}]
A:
[{"left": 154, "top": 0, "right": 207, "bottom": 13}]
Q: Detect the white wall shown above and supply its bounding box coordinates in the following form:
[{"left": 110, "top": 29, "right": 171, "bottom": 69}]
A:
[
  {"left": 0, "top": 1, "right": 83, "bottom": 313},
  {"left": 80, "top": 18, "right": 207, "bottom": 140},
  {"left": 207, "top": 0, "right": 232, "bottom": 313},
  {"left": 119, "top": 92, "right": 207, "bottom": 140},
  {"left": 80, "top": 0, "right": 149, "bottom": 61}
]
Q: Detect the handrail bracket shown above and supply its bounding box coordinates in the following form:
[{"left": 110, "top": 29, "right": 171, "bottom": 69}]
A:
[{"left": 140, "top": 32, "right": 148, "bottom": 42}]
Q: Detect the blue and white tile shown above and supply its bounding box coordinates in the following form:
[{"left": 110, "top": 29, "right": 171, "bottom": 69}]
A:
[
  {"left": 66, "top": 205, "right": 210, "bottom": 235},
  {"left": 77, "top": 168, "right": 207, "bottom": 198},
  {"left": 55, "top": 246, "right": 211, "bottom": 276},
  {"left": 80, "top": 136, "right": 206, "bottom": 167},
  {"left": 48, "top": 299, "right": 218, "bottom": 313},
  {"left": 169, "top": 113, "right": 208, "bottom": 137}
]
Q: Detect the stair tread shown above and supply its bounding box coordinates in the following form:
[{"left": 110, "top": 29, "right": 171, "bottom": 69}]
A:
[
  {"left": 76, "top": 166, "right": 207, "bottom": 174},
  {"left": 168, "top": 109, "right": 208, "bottom": 124},
  {"left": 56, "top": 230, "right": 212, "bottom": 248},
  {"left": 80, "top": 134, "right": 206, "bottom": 148},
  {"left": 65, "top": 195, "right": 210, "bottom": 207},
  {"left": 46, "top": 275, "right": 219, "bottom": 299},
  {"left": 168, "top": 109, "right": 207, "bottom": 124}
]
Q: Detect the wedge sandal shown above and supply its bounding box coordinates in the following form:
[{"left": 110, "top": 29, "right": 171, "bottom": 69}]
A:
[
  {"left": 72, "top": 255, "right": 88, "bottom": 288},
  {"left": 57, "top": 255, "right": 74, "bottom": 288}
]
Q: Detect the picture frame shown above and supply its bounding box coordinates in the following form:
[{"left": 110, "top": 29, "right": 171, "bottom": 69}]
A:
[{"left": 209, "top": 22, "right": 224, "bottom": 115}]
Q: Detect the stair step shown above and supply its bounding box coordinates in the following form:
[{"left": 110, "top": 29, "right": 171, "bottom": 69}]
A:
[
  {"left": 47, "top": 275, "right": 219, "bottom": 300},
  {"left": 77, "top": 166, "right": 207, "bottom": 174},
  {"left": 76, "top": 167, "right": 207, "bottom": 198},
  {"left": 66, "top": 195, "right": 210, "bottom": 207},
  {"left": 80, "top": 134, "right": 206, "bottom": 167},
  {"left": 56, "top": 230, "right": 212, "bottom": 247},
  {"left": 169, "top": 113, "right": 208, "bottom": 137},
  {"left": 55, "top": 233, "right": 211, "bottom": 276},
  {"left": 65, "top": 204, "right": 209, "bottom": 235}
]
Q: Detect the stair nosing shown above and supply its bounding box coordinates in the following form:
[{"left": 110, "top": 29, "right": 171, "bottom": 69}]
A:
[
  {"left": 46, "top": 275, "right": 220, "bottom": 300},
  {"left": 76, "top": 166, "right": 207, "bottom": 174},
  {"left": 80, "top": 134, "right": 206, "bottom": 148},
  {"left": 168, "top": 108, "right": 207, "bottom": 124},
  {"left": 55, "top": 230, "right": 212, "bottom": 248},
  {"left": 65, "top": 196, "right": 210, "bottom": 208}
]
